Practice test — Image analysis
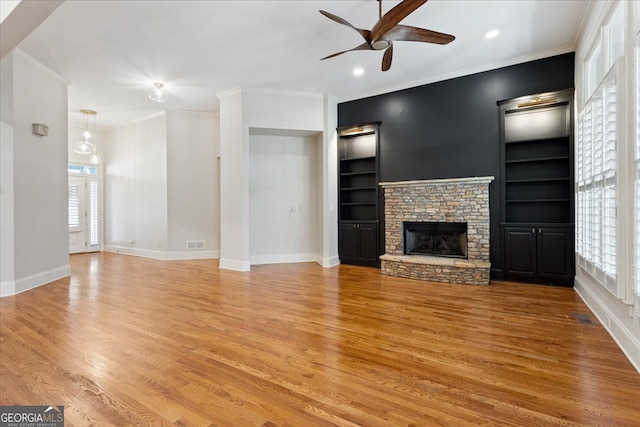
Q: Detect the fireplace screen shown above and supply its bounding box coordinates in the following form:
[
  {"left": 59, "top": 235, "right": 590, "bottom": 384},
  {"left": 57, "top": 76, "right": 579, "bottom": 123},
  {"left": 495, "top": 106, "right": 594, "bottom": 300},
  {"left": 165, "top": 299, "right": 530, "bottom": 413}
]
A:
[{"left": 403, "top": 222, "right": 468, "bottom": 259}]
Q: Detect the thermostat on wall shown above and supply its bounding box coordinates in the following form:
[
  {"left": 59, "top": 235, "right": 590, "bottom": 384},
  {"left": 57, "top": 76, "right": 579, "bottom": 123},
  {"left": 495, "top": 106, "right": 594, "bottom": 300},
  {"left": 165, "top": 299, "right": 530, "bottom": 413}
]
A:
[{"left": 32, "top": 123, "right": 49, "bottom": 136}]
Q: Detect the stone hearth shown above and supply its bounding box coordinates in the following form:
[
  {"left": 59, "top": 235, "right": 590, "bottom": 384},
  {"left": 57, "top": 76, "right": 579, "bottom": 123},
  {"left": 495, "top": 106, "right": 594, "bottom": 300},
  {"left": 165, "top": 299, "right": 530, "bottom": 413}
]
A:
[{"left": 379, "top": 177, "right": 494, "bottom": 285}]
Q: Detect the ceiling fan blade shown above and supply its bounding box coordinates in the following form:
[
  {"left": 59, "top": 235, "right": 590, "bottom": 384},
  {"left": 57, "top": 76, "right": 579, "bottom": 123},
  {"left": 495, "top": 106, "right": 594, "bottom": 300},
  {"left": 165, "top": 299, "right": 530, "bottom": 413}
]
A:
[
  {"left": 386, "top": 25, "right": 455, "bottom": 45},
  {"left": 319, "top": 10, "right": 371, "bottom": 43},
  {"left": 370, "top": 0, "right": 429, "bottom": 43},
  {"left": 382, "top": 43, "right": 393, "bottom": 71},
  {"left": 321, "top": 42, "right": 373, "bottom": 60}
]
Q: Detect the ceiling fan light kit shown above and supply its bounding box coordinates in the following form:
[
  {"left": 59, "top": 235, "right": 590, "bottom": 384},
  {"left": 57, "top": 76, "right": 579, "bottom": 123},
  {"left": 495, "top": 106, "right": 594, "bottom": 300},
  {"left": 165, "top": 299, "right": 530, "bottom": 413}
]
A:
[{"left": 320, "top": 0, "right": 454, "bottom": 71}]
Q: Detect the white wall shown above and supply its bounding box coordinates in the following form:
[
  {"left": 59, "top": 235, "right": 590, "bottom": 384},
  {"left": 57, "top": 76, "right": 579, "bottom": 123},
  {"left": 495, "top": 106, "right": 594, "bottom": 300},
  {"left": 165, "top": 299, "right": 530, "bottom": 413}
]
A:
[
  {"left": 0, "top": 50, "right": 70, "bottom": 296},
  {"left": 249, "top": 132, "right": 319, "bottom": 264},
  {"left": 217, "top": 88, "right": 338, "bottom": 271},
  {"left": 104, "top": 113, "right": 168, "bottom": 256},
  {"left": 166, "top": 111, "right": 219, "bottom": 258},
  {"left": 104, "top": 111, "right": 219, "bottom": 260},
  {"left": 574, "top": 0, "right": 640, "bottom": 372}
]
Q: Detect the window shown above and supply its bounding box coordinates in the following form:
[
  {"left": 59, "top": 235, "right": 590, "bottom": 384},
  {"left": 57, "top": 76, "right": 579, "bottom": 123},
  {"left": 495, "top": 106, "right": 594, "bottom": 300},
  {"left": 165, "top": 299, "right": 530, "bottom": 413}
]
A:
[
  {"left": 606, "top": 5, "right": 624, "bottom": 70},
  {"left": 576, "top": 60, "right": 622, "bottom": 297},
  {"left": 586, "top": 43, "right": 603, "bottom": 98},
  {"left": 68, "top": 164, "right": 97, "bottom": 175},
  {"left": 89, "top": 180, "right": 99, "bottom": 247},
  {"left": 635, "top": 37, "right": 640, "bottom": 305},
  {"left": 68, "top": 184, "right": 80, "bottom": 231}
]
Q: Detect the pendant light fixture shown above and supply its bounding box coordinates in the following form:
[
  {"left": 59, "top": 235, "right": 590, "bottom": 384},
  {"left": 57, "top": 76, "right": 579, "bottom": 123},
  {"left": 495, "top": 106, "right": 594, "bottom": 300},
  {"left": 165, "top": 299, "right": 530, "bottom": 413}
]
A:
[
  {"left": 73, "top": 109, "right": 101, "bottom": 164},
  {"left": 148, "top": 82, "right": 166, "bottom": 103}
]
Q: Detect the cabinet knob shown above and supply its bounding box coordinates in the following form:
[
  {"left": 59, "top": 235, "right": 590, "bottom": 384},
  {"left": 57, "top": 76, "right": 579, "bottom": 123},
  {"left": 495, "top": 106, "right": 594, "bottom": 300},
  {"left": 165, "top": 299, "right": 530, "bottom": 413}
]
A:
[{"left": 532, "top": 228, "right": 536, "bottom": 234}]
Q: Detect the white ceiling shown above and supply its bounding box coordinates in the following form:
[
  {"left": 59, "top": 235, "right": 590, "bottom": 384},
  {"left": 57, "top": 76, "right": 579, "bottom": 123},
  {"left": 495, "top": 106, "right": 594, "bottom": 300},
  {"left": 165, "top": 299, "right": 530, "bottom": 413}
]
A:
[{"left": 13, "top": 0, "right": 588, "bottom": 130}]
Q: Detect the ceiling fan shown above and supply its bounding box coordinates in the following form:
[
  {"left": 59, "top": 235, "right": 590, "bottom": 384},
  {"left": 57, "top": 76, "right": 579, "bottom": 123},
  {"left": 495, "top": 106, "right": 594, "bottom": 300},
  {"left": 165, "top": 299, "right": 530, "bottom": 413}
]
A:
[{"left": 320, "top": 0, "right": 455, "bottom": 71}]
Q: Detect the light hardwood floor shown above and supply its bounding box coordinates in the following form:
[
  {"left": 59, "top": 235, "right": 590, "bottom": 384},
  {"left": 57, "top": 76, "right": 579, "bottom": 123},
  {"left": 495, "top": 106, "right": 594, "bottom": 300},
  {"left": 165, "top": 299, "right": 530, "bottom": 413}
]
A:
[{"left": 1, "top": 252, "right": 639, "bottom": 426}]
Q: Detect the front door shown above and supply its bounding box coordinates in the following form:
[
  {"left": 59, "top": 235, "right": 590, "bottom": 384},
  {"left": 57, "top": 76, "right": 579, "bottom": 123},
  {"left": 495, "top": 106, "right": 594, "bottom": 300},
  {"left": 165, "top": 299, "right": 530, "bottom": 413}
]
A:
[{"left": 68, "top": 174, "right": 100, "bottom": 254}]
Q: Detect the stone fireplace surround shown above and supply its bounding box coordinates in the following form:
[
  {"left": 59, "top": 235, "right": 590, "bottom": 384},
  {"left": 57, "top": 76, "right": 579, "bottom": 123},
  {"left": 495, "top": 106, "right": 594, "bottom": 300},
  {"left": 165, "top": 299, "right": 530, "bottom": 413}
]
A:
[{"left": 379, "top": 177, "right": 494, "bottom": 285}]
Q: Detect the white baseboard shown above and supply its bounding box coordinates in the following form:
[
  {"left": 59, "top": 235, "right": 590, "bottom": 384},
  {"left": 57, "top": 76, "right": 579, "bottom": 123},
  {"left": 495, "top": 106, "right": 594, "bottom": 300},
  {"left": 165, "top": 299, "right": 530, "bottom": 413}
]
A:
[
  {"left": 320, "top": 255, "right": 340, "bottom": 268},
  {"left": 104, "top": 245, "right": 219, "bottom": 261},
  {"left": 250, "top": 253, "right": 319, "bottom": 265},
  {"left": 574, "top": 275, "right": 640, "bottom": 374},
  {"left": 0, "top": 280, "right": 15, "bottom": 297},
  {"left": 219, "top": 258, "right": 251, "bottom": 271},
  {"left": 0, "top": 264, "right": 71, "bottom": 297}
]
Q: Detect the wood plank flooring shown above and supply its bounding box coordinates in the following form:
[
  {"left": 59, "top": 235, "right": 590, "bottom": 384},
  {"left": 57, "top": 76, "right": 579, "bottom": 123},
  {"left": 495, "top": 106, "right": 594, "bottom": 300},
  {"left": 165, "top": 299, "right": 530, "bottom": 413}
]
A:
[{"left": 1, "top": 252, "right": 639, "bottom": 426}]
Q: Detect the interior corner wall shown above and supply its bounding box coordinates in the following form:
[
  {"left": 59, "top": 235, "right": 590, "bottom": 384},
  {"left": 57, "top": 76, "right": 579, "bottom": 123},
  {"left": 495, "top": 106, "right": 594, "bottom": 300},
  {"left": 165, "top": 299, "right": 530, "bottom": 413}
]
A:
[
  {"left": 249, "top": 133, "right": 319, "bottom": 264},
  {"left": 218, "top": 88, "right": 338, "bottom": 271},
  {"left": 321, "top": 94, "right": 339, "bottom": 267},
  {"left": 218, "top": 90, "right": 250, "bottom": 271},
  {"left": 166, "top": 111, "right": 218, "bottom": 258},
  {"left": 104, "top": 114, "right": 168, "bottom": 257},
  {"left": 0, "top": 50, "right": 70, "bottom": 297}
]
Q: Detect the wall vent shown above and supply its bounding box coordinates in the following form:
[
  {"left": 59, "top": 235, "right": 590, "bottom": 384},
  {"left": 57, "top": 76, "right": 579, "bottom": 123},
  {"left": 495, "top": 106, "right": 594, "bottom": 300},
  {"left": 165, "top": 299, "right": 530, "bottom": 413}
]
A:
[
  {"left": 186, "top": 240, "right": 205, "bottom": 250},
  {"left": 574, "top": 313, "right": 595, "bottom": 325}
]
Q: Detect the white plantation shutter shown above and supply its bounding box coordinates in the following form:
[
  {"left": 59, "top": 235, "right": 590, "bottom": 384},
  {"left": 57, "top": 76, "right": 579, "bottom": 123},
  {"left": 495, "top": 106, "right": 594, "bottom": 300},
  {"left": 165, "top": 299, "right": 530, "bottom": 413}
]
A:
[
  {"left": 89, "top": 179, "right": 99, "bottom": 247},
  {"left": 576, "top": 59, "right": 622, "bottom": 297},
  {"left": 68, "top": 184, "right": 81, "bottom": 231},
  {"left": 603, "top": 79, "right": 617, "bottom": 286},
  {"left": 635, "top": 41, "right": 640, "bottom": 302}
]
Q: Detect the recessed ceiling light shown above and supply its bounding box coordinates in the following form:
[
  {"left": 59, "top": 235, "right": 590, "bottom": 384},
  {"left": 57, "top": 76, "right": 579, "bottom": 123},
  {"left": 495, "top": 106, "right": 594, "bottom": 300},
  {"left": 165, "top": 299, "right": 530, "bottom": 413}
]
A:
[
  {"left": 485, "top": 29, "right": 500, "bottom": 39},
  {"left": 353, "top": 67, "right": 364, "bottom": 77}
]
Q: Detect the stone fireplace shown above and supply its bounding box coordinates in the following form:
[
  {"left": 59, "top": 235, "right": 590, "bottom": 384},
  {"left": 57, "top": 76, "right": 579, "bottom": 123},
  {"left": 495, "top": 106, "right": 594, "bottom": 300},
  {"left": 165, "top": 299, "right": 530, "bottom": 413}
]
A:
[{"left": 379, "top": 177, "right": 494, "bottom": 285}]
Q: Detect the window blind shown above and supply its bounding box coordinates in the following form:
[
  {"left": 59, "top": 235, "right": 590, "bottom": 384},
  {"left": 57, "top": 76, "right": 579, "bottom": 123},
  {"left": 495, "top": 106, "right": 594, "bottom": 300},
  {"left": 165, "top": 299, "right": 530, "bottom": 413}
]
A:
[
  {"left": 89, "top": 180, "right": 99, "bottom": 247},
  {"left": 68, "top": 184, "right": 80, "bottom": 230},
  {"left": 576, "top": 60, "right": 621, "bottom": 297}
]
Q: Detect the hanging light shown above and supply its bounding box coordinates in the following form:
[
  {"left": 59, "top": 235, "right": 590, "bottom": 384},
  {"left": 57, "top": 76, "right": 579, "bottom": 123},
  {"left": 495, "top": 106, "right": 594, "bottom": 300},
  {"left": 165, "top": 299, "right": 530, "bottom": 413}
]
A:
[
  {"left": 73, "top": 139, "right": 95, "bottom": 155},
  {"left": 89, "top": 154, "right": 102, "bottom": 165},
  {"left": 73, "top": 109, "right": 99, "bottom": 162},
  {"left": 148, "top": 82, "right": 166, "bottom": 103}
]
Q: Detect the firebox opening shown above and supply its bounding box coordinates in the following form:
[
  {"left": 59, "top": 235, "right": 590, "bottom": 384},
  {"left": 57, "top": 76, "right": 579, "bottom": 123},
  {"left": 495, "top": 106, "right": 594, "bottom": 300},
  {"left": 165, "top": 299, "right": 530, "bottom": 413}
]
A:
[{"left": 403, "top": 222, "right": 468, "bottom": 259}]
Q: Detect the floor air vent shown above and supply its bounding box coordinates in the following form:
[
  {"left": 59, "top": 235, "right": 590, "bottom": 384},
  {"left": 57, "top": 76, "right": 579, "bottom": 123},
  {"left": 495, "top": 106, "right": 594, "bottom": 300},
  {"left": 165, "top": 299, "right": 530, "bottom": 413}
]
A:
[
  {"left": 574, "top": 313, "right": 595, "bottom": 325},
  {"left": 186, "top": 240, "right": 205, "bottom": 250}
]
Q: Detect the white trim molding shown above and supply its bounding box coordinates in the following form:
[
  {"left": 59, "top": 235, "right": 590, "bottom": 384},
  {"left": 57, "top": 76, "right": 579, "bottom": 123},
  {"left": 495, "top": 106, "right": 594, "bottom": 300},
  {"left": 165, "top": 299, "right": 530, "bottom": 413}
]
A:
[
  {"left": 575, "top": 274, "right": 640, "bottom": 373},
  {"left": 104, "top": 245, "right": 219, "bottom": 261},
  {"left": 0, "top": 264, "right": 71, "bottom": 297}
]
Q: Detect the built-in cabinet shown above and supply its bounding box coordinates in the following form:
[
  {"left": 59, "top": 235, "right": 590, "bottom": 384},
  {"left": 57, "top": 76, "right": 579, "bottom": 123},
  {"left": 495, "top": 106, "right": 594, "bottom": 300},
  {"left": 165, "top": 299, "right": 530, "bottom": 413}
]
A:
[
  {"left": 499, "top": 89, "right": 575, "bottom": 286},
  {"left": 338, "top": 123, "right": 381, "bottom": 267}
]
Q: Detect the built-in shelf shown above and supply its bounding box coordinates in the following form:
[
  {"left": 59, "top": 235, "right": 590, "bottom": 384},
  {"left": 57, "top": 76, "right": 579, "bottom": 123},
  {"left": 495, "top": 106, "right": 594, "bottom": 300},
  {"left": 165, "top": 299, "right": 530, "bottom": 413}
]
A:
[
  {"left": 505, "top": 155, "right": 570, "bottom": 164},
  {"left": 499, "top": 89, "right": 575, "bottom": 285},
  {"left": 338, "top": 122, "right": 381, "bottom": 267},
  {"left": 505, "top": 136, "right": 569, "bottom": 145},
  {"left": 506, "top": 199, "right": 570, "bottom": 203},
  {"left": 505, "top": 177, "right": 570, "bottom": 183},
  {"left": 340, "top": 171, "right": 376, "bottom": 176},
  {"left": 341, "top": 156, "right": 376, "bottom": 162}
]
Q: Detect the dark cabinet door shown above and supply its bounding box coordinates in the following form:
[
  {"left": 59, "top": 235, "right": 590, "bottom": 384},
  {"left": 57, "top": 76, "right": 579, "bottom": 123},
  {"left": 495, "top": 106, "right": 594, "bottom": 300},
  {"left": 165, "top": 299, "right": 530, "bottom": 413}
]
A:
[
  {"left": 357, "top": 223, "right": 378, "bottom": 266},
  {"left": 338, "top": 222, "right": 379, "bottom": 266},
  {"left": 339, "top": 223, "right": 358, "bottom": 264},
  {"left": 537, "top": 227, "right": 573, "bottom": 280},
  {"left": 503, "top": 226, "right": 574, "bottom": 285},
  {"left": 504, "top": 228, "right": 537, "bottom": 277}
]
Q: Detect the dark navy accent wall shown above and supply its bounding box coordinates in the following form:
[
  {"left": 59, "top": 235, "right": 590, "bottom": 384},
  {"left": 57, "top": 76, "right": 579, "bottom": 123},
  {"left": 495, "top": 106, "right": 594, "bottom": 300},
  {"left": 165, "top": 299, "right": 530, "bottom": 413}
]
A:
[{"left": 338, "top": 53, "right": 575, "bottom": 276}]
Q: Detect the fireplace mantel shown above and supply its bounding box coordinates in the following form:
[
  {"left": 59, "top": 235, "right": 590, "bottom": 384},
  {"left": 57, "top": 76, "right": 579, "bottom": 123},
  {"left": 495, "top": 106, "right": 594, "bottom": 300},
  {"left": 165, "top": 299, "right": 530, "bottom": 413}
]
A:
[
  {"left": 379, "top": 176, "right": 494, "bottom": 285},
  {"left": 379, "top": 176, "right": 495, "bottom": 188}
]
